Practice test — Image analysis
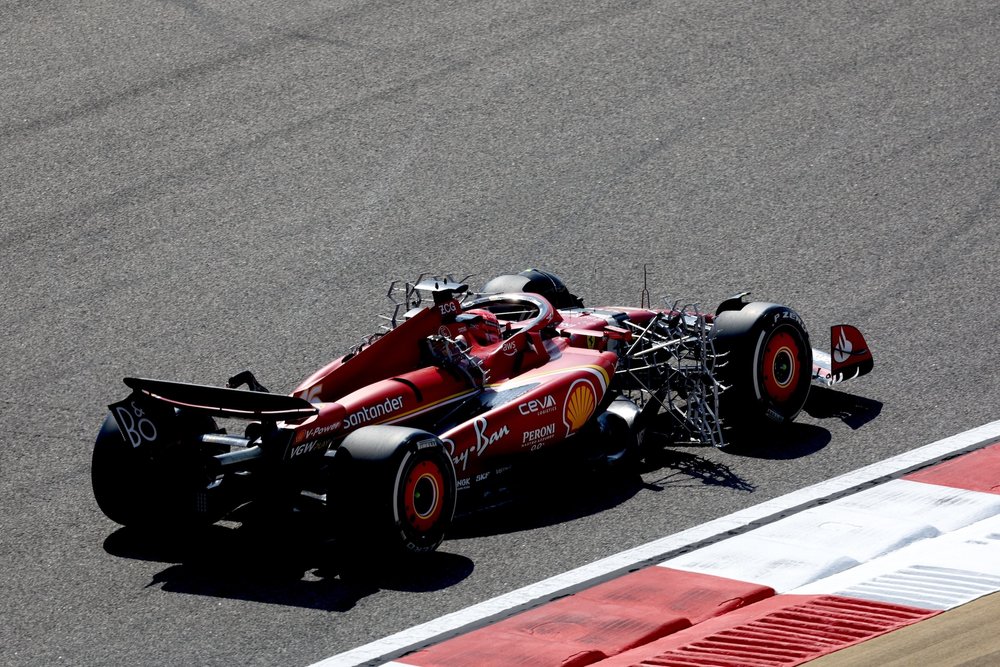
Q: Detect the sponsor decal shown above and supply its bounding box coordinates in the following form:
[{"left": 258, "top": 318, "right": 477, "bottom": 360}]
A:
[
  {"left": 438, "top": 325, "right": 451, "bottom": 337},
  {"left": 342, "top": 395, "right": 404, "bottom": 429},
  {"left": 288, "top": 440, "right": 324, "bottom": 459},
  {"left": 834, "top": 326, "right": 852, "bottom": 364},
  {"left": 475, "top": 471, "right": 490, "bottom": 483},
  {"left": 453, "top": 417, "right": 509, "bottom": 472},
  {"left": 416, "top": 438, "right": 438, "bottom": 450},
  {"left": 302, "top": 422, "right": 340, "bottom": 441},
  {"left": 473, "top": 416, "right": 508, "bottom": 456},
  {"left": 439, "top": 301, "right": 457, "bottom": 315},
  {"left": 501, "top": 340, "right": 518, "bottom": 357},
  {"left": 457, "top": 477, "right": 471, "bottom": 489},
  {"left": 518, "top": 394, "right": 556, "bottom": 416},
  {"left": 770, "top": 309, "right": 804, "bottom": 327},
  {"left": 522, "top": 423, "right": 556, "bottom": 445},
  {"left": 113, "top": 401, "right": 159, "bottom": 448},
  {"left": 563, "top": 379, "right": 597, "bottom": 434}
]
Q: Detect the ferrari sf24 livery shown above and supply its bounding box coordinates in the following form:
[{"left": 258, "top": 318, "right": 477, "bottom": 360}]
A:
[{"left": 93, "top": 270, "right": 874, "bottom": 555}]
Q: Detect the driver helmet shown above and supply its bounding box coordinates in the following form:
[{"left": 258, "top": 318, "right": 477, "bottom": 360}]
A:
[{"left": 463, "top": 308, "right": 503, "bottom": 345}]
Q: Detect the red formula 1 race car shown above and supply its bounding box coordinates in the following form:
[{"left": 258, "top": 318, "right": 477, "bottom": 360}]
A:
[{"left": 93, "top": 270, "right": 873, "bottom": 555}]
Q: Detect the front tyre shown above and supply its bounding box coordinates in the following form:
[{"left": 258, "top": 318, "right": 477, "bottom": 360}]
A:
[
  {"left": 328, "top": 426, "right": 457, "bottom": 557},
  {"left": 712, "top": 303, "right": 812, "bottom": 427}
]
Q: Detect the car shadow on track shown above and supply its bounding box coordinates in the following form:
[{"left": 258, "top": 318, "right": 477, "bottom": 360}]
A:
[
  {"left": 448, "top": 464, "right": 645, "bottom": 539},
  {"left": 717, "top": 387, "right": 882, "bottom": 460},
  {"left": 720, "top": 422, "right": 833, "bottom": 460},
  {"left": 449, "top": 437, "right": 760, "bottom": 539},
  {"left": 103, "top": 521, "right": 475, "bottom": 611},
  {"left": 640, "top": 447, "right": 756, "bottom": 492},
  {"left": 101, "top": 388, "right": 880, "bottom": 607},
  {"left": 726, "top": 387, "right": 882, "bottom": 460},
  {"left": 803, "top": 386, "right": 883, "bottom": 430}
]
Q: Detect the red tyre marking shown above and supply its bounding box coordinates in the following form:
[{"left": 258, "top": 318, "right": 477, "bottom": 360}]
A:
[
  {"left": 403, "top": 460, "right": 444, "bottom": 532},
  {"left": 761, "top": 330, "right": 800, "bottom": 403}
]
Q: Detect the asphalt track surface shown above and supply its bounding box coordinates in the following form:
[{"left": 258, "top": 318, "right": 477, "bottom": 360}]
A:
[{"left": 1, "top": 1, "right": 998, "bottom": 665}]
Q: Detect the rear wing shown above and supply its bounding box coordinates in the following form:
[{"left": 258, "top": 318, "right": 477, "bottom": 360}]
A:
[
  {"left": 120, "top": 377, "right": 318, "bottom": 421},
  {"left": 811, "top": 325, "right": 874, "bottom": 386}
]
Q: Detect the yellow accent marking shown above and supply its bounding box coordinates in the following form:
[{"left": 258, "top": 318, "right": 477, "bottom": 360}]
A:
[
  {"left": 366, "top": 363, "right": 610, "bottom": 427},
  {"left": 496, "top": 364, "right": 610, "bottom": 390},
  {"left": 382, "top": 389, "right": 480, "bottom": 423}
]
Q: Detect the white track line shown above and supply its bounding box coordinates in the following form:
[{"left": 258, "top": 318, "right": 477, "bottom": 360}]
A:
[{"left": 310, "top": 419, "right": 1000, "bottom": 667}]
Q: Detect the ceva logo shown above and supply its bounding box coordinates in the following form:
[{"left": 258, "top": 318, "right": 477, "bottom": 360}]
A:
[{"left": 518, "top": 395, "right": 556, "bottom": 415}]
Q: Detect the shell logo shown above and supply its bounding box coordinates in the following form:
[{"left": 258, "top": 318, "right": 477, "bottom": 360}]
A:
[{"left": 563, "top": 379, "right": 597, "bottom": 434}]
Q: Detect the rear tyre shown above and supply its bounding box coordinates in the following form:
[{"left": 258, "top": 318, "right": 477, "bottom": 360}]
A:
[
  {"left": 91, "top": 411, "right": 218, "bottom": 528},
  {"left": 712, "top": 302, "right": 812, "bottom": 427},
  {"left": 328, "top": 426, "right": 457, "bottom": 558}
]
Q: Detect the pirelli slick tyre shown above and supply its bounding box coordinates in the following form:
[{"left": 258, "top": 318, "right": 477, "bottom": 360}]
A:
[
  {"left": 328, "top": 425, "right": 457, "bottom": 557},
  {"left": 712, "top": 302, "right": 812, "bottom": 428}
]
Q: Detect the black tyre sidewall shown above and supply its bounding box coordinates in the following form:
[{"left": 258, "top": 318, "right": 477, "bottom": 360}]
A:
[
  {"left": 330, "top": 426, "right": 457, "bottom": 558},
  {"left": 714, "top": 304, "right": 812, "bottom": 427}
]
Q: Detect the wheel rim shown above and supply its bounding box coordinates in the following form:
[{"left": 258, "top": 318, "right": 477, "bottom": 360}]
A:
[
  {"left": 403, "top": 460, "right": 443, "bottom": 532},
  {"left": 761, "top": 329, "right": 801, "bottom": 403}
]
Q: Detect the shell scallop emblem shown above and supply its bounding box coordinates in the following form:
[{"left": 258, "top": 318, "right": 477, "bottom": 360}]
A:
[{"left": 564, "top": 380, "right": 596, "bottom": 433}]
